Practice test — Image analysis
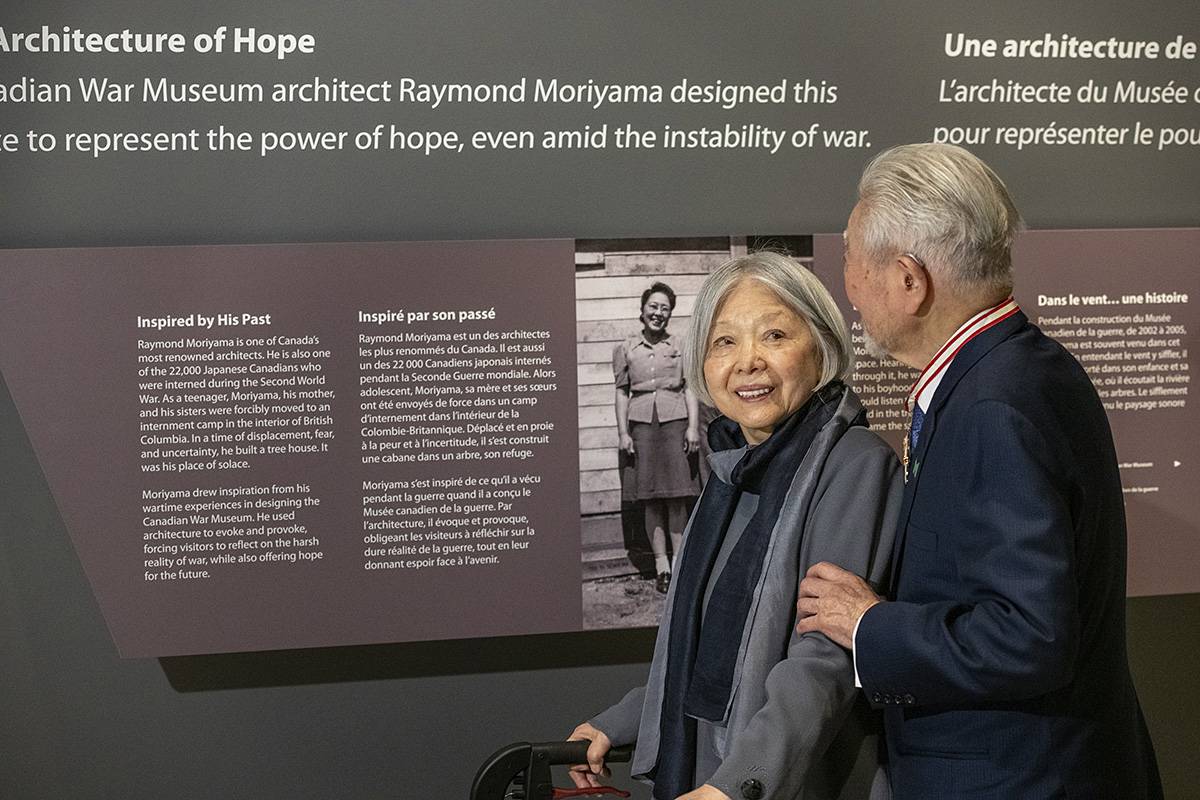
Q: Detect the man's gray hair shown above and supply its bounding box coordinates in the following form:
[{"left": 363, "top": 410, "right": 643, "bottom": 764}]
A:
[
  {"left": 857, "top": 143, "right": 1022, "bottom": 296},
  {"left": 684, "top": 251, "right": 853, "bottom": 408}
]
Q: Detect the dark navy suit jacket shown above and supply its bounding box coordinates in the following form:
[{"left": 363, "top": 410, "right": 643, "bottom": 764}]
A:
[{"left": 856, "top": 311, "right": 1162, "bottom": 799}]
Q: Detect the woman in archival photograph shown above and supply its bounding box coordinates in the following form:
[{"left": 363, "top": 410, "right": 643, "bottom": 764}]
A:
[{"left": 613, "top": 281, "right": 701, "bottom": 594}]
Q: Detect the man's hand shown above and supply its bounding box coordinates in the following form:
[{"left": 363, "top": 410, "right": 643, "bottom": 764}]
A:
[
  {"left": 567, "top": 723, "right": 612, "bottom": 789},
  {"left": 796, "top": 561, "right": 882, "bottom": 649},
  {"left": 675, "top": 785, "right": 731, "bottom": 800}
]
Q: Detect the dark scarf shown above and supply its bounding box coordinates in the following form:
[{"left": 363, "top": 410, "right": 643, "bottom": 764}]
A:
[{"left": 652, "top": 381, "right": 860, "bottom": 799}]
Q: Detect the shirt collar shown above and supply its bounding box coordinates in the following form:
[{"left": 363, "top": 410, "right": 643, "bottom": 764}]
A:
[
  {"left": 635, "top": 331, "right": 672, "bottom": 348},
  {"left": 907, "top": 298, "right": 1020, "bottom": 413}
]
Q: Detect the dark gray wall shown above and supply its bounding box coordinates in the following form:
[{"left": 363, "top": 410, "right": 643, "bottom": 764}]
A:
[
  {"left": 4, "top": 0, "right": 1200, "bottom": 249},
  {"left": 3, "top": 1, "right": 1200, "bottom": 797}
]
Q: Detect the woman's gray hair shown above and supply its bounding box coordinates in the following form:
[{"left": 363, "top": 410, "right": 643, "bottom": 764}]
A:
[
  {"left": 857, "top": 143, "right": 1022, "bottom": 297},
  {"left": 684, "top": 251, "right": 853, "bottom": 408}
]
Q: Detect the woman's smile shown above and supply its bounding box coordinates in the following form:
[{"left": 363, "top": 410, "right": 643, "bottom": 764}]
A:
[{"left": 735, "top": 384, "right": 774, "bottom": 400}]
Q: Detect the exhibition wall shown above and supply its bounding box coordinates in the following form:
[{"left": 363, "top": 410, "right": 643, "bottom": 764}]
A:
[{"left": 2, "top": 1, "right": 1198, "bottom": 797}]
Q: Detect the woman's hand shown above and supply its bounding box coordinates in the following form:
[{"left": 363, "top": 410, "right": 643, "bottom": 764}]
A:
[
  {"left": 684, "top": 389, "right": 701, "bottom": 455},
  {"left": 567, "top": 722, "right": 612, "bottom": 789},
  {"left": 615, "top": 388, "right": 634, "bottom": 456}
]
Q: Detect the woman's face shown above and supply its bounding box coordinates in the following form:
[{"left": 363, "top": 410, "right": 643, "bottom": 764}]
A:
[
  {"left": 703, "top": 280, "right": 823, "bottom": 446},
  {"left": 640, "top": 291, "right": 673, "bottom": 334}
]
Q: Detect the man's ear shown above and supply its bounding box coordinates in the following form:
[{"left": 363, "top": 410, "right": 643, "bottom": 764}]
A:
[{"left": 895, "top": 253, "right": 930, "bottom": 315}]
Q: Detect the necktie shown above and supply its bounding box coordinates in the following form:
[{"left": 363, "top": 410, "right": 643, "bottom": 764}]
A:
[{"left": 903, "top": 404, "right": 924, "bottom": 481}]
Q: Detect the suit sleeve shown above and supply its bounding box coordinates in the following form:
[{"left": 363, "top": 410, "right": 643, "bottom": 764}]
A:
[
  {"left": 857, "top": 399, "right": 1081, "bottom": 708},
  {"left": 707, "top": 431, "right": 902, "bottom": 799}
]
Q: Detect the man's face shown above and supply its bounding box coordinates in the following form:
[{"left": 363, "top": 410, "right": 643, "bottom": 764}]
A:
[{"left": 843, "top": 202, "right": 903, "bottom": 361}]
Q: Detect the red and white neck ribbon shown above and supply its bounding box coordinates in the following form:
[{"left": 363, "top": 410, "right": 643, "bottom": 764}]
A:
[{"left": 906, "top": 298, "right": 1020, "bottom": 413}]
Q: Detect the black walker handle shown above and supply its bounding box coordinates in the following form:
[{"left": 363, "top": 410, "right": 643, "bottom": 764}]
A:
[{"left": 469, "top": 740, "right": 634, "bottom": 800}]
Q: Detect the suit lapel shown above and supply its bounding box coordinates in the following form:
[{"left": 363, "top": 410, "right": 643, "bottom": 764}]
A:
[{"left": 886, "top": 311, "right": 1029, "bottom": 596}]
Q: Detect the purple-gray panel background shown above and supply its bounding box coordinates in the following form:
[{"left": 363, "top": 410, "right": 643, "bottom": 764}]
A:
[{"left": 0, "top": 240, "right": 580, "bottom": 656}]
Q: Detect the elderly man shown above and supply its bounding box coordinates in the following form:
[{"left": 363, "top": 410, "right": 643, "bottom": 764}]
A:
[{"left": 797, "top": 143, "right": 1162, "bottom": 798}]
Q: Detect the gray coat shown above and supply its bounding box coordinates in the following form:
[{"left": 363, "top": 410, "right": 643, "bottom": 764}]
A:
[{"left": 591, "top": 390, "right": 902, "bottom": 800}]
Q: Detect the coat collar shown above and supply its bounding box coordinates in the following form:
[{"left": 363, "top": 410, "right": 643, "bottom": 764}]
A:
[
  {"left": 923, "top": 309, "right": 1027, "bottom": 420},
  {"left": 887, "top": 310, "right": 1029, "bottom": 595},
  {"left": 908, "top": 299, "right": 1021, "bottom": 413}
]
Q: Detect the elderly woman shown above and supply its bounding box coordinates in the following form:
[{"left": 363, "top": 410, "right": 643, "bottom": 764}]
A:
[
  {"left": 613, "top": 281, "right": 702, "bottom": 593},
  {"left": 571, "top": 252, "right": 903, "bottom": 800}
]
